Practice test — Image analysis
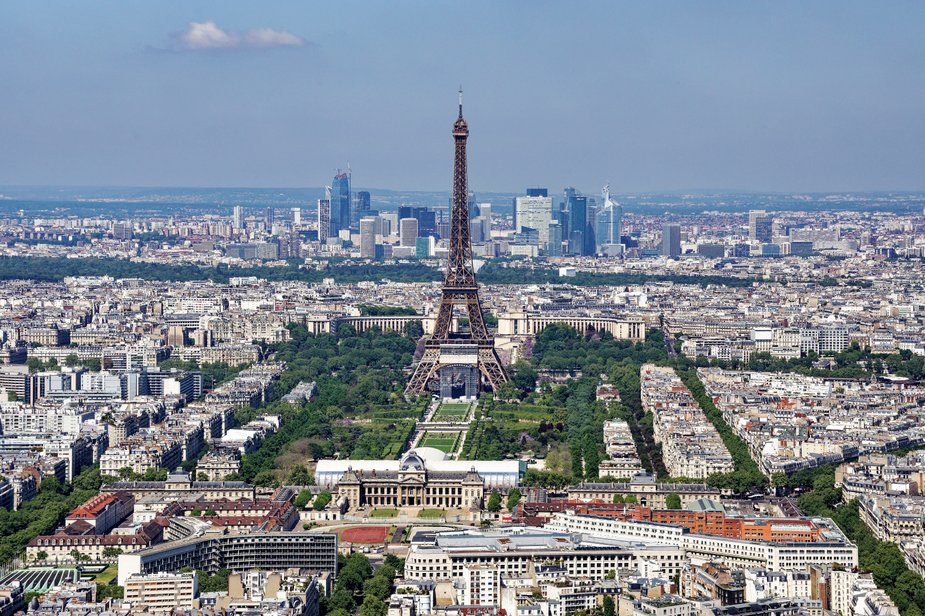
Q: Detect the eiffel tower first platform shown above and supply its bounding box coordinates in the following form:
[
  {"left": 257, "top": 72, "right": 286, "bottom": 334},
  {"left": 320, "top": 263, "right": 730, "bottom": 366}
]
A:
[{"left": 405, "top": 92, "right": 508, "bottom": 399}]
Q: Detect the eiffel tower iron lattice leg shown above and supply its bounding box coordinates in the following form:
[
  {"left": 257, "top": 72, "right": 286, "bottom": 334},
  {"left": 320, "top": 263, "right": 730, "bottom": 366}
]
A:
[{"left": 406, "top": 347, "right": 440, "bottom": 395}]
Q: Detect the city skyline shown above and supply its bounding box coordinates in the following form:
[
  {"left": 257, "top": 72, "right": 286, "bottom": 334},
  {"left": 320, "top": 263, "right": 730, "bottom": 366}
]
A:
[
  {"left": 2, "top": 2, "right": 925, "bottom": 192},
  {"left": 3, "top": 3, "right": 925, "bottom": 614}
]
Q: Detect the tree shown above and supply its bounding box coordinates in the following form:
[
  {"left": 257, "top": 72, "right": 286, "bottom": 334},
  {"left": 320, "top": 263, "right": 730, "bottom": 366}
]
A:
[
  {"left": 603, "top": 595, "right": 615, "bottom": 616},
  {"left": 509, "top": 361, "right": 538, "bottom": 398},
  {"left": 364, "top": 575, "right": 393, "bottom": 601},
  {"left": 141, "top": 467, "right": 168, "bottom": 481},
  {"left": 624, "top": 494, "right": 637, "bottom": 504},
  {"left": 65, "top": 354, "right": 80, "bottom": 367},
  {"left": 495, "top": 381, "right": 519, "bottom": 402},
  {"left": 665, "top": 493, "right": 682, "bottom": 510},
  {"left": 286, "top": 465, "right": 312, "bottom": 486},
  {"left": 384, "top": 554, "right": 403, "bottom": 574},
  {"left": 252, "top": 469, "right": 279, "bottom": 488},
  {"left": 487, "top": 491, "right": 502, "bottom": 512},
  {"left": 102, "top": 546, "right": 123, "bottom": 559},
  {"left": 313, "top": 491, "right": 332, "bottom": 511},
  {"left": 336, "top": 554, "right": 371, "bottom": 594},
  {"left": 6, "top": 391, "right": 17, "bottom": 402},
  {"left": 376, "top": 564, "right": 397, "bottom": 581},
  {"left": 506, "top": 488, "right": 522, "bottom": 512},
  {"left": 204, "top": 508, "right": 217, "bottom": 517},
  {"left": 35, "top": 550, "right": 48, "bottom": 563},
  {"left": 521, "top": 469, "right": 571, "bottom": 489},
  {"left": 360, "top": 596, "right": 387, "bottom": 616},
  {"left": 294, "top": 490, "right": 312, "bottom": 509},
  {"left": 97, "top": 581, "right": 124, "bottom": 600},
  {"left": 327, "top": 588, "right": 356, "bottom": 613},
  {"left": 69, "top": 549, "right": 86, "bottom": 564},
  {"left": 404, "top": 321, "right": 424, "bottom": 338},
  {"left": 198, "top": 569, "right": 231, "bottom": 593},
  {"left": 543, "top": 445, "right": 573, "bottom": 478},
  {"left": 571, "top": 445, "right": 584, "bottom": 478},
  {"left": 612, "top": 494, "right": 624, "bottom": 504},
  {"left": 197, "top": 472, "right": 209, "bottom": 481}
]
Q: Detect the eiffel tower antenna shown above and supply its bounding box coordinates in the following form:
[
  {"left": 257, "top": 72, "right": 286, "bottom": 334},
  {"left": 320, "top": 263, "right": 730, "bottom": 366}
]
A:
[{"left": 405, "top": 92, "right": 507, "bottom": 398}]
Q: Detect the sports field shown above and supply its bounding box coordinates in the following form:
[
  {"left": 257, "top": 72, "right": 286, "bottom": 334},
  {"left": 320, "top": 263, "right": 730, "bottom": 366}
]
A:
[
  {"left": 341, "top": 526, "right": 390, "bottom": 543},
  {"left": 419, "top": 432, "right": 459, "bottom": 453}
]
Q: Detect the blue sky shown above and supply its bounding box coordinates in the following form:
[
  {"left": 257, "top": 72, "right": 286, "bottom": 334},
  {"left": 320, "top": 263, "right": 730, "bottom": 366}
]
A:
[{"left": 1, "top": 1, "right": 923, "bottom": 192}]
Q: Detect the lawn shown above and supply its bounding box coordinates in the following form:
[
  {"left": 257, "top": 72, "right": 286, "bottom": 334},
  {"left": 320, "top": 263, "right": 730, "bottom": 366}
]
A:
[
  {"left": 370, "top": 508, "right": 399, "bottom": 518},
  {"left": 92, "top": 565, "right": 118, "bottom": 585},
  {"left": 494, "top": 402, "right": 560, "bottom": 422},
  {"left": 418, "top": 508, "right": 446, "bottom": 519},
  {"left": 419, "top": 432, "right": 460, "bottom": 453},
  {"left": 438, "top": 403, "right": 469, "bottom": 412},
  {"left": 433, "top": 403, "right": 470, "bottom": 421}
]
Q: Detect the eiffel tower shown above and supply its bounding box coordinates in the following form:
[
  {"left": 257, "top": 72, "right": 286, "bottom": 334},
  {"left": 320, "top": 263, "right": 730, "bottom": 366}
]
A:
[{"left": 405, "top": 91, "right": 507, "bottom": 398}]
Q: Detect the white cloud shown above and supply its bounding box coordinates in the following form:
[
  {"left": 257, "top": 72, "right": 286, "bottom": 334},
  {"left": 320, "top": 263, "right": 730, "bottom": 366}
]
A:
[
  {"left": 174, "top": 21, "right": 306, "bottom": 51},
  {"left": 242, "top": 27, "right": 305, "bottom": 49}
]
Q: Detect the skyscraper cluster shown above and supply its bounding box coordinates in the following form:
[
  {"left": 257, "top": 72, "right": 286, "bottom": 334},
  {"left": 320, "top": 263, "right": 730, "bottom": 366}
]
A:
[
  {"left": 306, "top": 165, "right": 632, "bottom": 261},
  {"left": 511, "top": 185, "right": 623, "bottom": 257},
  {"left": 314, "top": 169, "right": 383, "bottom": 250}
]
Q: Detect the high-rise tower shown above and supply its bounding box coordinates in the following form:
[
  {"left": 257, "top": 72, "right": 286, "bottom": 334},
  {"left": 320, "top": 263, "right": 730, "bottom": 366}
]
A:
[
  {"left": 749, "top": 209, "right": 773, "bottom": 243},
  {"left": 331, "top": 170, "right": 351, "bottom": 235},
  {"left": 662, "top": 223, "right": 681, "bottom": 257},
  {"left": 353, "top": 190, "right": 371, "bottom": 228},
  {"left": 595, "top": 184, "right": 622, "bottom": 251},
  {"left": 567, "top": 194, "right": 587, "bottom": 255},
  {"left": 317, "top": 195, "right": 331, "bottom": 244},
  {"left": 405, "top": 91, "right": 507, "bottom": 398}
]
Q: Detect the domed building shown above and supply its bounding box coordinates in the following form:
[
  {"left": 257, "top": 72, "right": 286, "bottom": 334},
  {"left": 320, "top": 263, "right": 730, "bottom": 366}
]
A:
[{"left": 323, "top": 448, "right": 517, "bottom": 511}]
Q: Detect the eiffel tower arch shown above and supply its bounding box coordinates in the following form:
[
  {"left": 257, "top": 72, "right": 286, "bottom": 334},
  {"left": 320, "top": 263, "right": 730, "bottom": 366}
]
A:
[{"left": 405, "top": 91, "right": 508, "bottom": 398}]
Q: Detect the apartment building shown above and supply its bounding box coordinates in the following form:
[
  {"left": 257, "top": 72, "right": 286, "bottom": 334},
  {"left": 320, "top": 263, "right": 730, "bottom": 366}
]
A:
[
  {"left": 117, "top": 531, "right": 339, "bottom": 585},
  {"left": 641, "top": 365, "right": 733, "bottom": 479},
  {"left": 404, "top": 528, "right": 687, "bottom": 583},
  {"left": 124, "top": 572, "right": 198, "bottom": 613},
  {"left": 545, "top": 513, "right": 858, "bottom": 571}
]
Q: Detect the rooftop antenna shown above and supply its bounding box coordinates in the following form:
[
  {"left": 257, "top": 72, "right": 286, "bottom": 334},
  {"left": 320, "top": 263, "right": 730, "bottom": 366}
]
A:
[{"left": 458, "top": 86, "right": 463, "bottom": 118}]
